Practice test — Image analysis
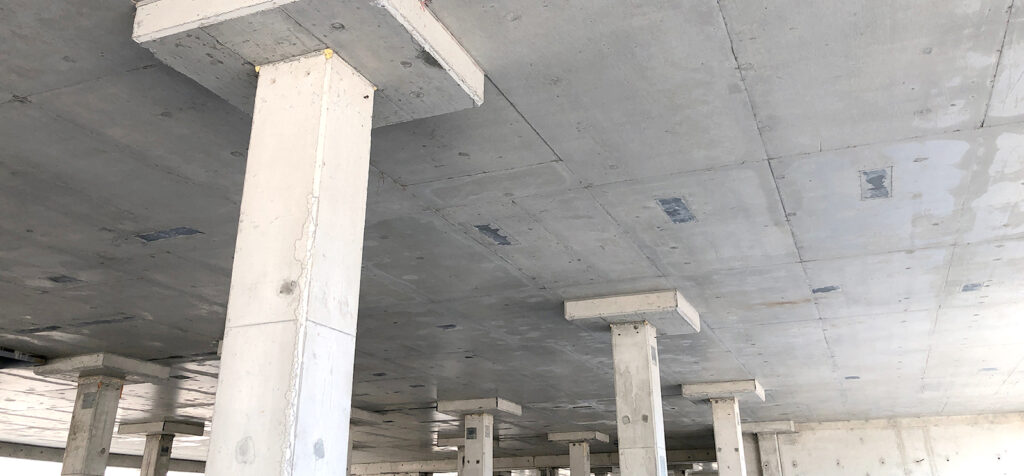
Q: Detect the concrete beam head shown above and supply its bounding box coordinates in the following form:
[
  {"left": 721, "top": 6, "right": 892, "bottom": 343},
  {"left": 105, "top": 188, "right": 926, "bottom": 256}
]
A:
[
  {"left": 681, "top": 379, "right": 765, "bottom": 402},
  {"left": 436, "top": 397, "right": 523, "bottom": 417},
  {"left": 33, "top": 353, "right": 169, "bottom": 383},
  {"left": 742, "top": 420, "right": 796, "bottom": 434},
  {"left": 117, "top": 419, "right": 205, "bottom": 436},
  {"left": 435, "top": 436, "right": 465, "bottom": 448},
  {"left": 564, "top": 290, "right": 700, "bottom": 336},
  {"left": 548, "top": 431, "right": 610, "bottom": 444},
  {"left": 131, "top": 0, "right": 484, "bottom": 127}
]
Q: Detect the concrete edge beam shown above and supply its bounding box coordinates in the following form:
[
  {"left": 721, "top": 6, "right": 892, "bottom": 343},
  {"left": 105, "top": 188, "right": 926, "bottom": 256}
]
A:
[
  {"left": 117, "top": 419, "right": 205, "bottom": 436},
  {"left": 350, "top": 449, "right": 716, "bottom": 474},
  {"left": 564, "top": 290, "right": 700, "bottom": 336},
  {"left": 681, "top": 379, "right": 765, "bottom": 402},
  {"left": 437, "top": 397, "right": 523, "bottom": 417},
  {"left": 742, "top": 420, "right": 796, "bottom": 434},
  {"left": 0, "top": 441, "right": 205, "bottom": 473},
  {"left": 33, "top": 353, "right": 169, "bottom": 383},
  {"left": 547, "top": 431, "right": 610, "bottom": 443}
]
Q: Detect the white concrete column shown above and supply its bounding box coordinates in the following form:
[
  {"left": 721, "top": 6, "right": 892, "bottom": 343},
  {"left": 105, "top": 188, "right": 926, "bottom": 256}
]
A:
[
  {"left": 755, "top": 432, "right": 782, "bottom": 476},
  {"left": 611, "top": 321, "right": 669, "bottom": 476},
  {"left": 710, "top": 397, "right": 746, "bottom": 476},
  {"left": 62, "top": 375, "right": 124, "bottom": 476},
  {"left": 139, "top": 433, "right": 174, "bottom": 476},
  {"left": 564, "top": 291, "right": 699, "bottom": 476},
  {"left": 204, "top": 49, "right": 374, "bottom": 476},
  {"left": 462, "top": 413, "right": 493, "bottom": 476},
  {"left": 457, "top": 447, "right": 466, "bottom": 476},
  {"left": 568, "top": 441, "right": 590, "bottom": 476}
]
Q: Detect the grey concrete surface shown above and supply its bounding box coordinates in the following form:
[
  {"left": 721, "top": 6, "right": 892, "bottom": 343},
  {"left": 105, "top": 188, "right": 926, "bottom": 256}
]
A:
[{"left": 1, "top": 0, "right": 1024, "bottom": 467}]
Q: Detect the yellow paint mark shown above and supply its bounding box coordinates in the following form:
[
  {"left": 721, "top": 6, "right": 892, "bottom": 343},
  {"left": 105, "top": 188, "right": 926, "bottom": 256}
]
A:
[
  {"left": 254, "top": 65, "right": 261, "bottom": 73},
  {"left": 324, "top": 48, "right": 334, "bottom": 59}
]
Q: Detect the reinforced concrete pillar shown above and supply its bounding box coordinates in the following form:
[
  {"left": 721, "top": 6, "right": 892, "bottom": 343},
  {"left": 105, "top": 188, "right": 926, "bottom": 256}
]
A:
[
  {"left": 463, "top": 413, "right": 494, "bottom": 476},
  {"left": 34, "top": 353, "right": 169, "bottom": 476},
  {"left": 204, "top": 49, "right": 373, "bottom": 476},
  {"left": 63, "top": 375, "right": 124, "bottom": 476},
  {"left": 548, "top": 431, "right": 608, "bottom": 476},
  {"left": 743, "top": 421, "right": 794, "bottom": 476},
  {"left": 564, "top": 291, "right": 701, "bottom": 476},
  {"left": 437, "top": 398, "right": 522, "bottom": 476},
  {"left": 118, "top": 419, "right": 205, "bottom": 476},
  {"left": 681, "top": 380, "right": 766, "bottom": 476},
  {"left": 131, "top": 2, "right": 484, "bottom": 474},
  {"left": 709, "top": 397, "right": 744, "bottom": 475}
]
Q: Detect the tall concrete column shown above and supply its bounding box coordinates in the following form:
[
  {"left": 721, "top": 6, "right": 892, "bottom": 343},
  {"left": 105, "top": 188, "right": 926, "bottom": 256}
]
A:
[
  {"left": 438, "top": 398, "right": 523, "bottom": 476},
  {"left": 202, "top": 49, "right": 373, "bottom": 476},
  {"left": 549, "top": 431, "right": 608, "bottom": 476},
  {"left": 463, "top": 413, "right": 494, "bottom": 476},
  {"left": 130, "top": 2, "right": 484, "bottom": 474},
  {"left": 34, "top": 353, "right": 169, "bottom": 476},
  {"left": 63, "top": 375, "right": 124, "bottom": 476},
  {"left": 681, "top": 380, "right": 766, "bottom": 476},
  {"left": 118, "top": 419, "right": 205, "bottom": 476},
  {"left": 565, "top": 291, "right": 701, "bottom": 476}
]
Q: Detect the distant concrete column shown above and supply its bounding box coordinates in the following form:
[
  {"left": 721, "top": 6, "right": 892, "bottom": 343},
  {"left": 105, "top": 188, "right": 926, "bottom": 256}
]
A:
[
  {"left": 756, "top": 432, "right": 782, "bottom": 476},
  {"left": 564, "top": 291, "right": 701, "bottom": 476},
  {"left": 463, "top": 413, "right": 493, "bottom": 476},
  {"left": 438, "top": 398, "right": 522, "bottom": 476},
  {"left": 710, "top": 398, "right": 745, "bottom": 476},
  {"left": 548, "top": 431, "right": 608, "bottom": 476},
  {"left": 743, "top": 421, "right": 794, "bottom": 476},
  {"left": 33, "top": 353, "right": 169, "bottom": 476},
  {"left": 569, "top": 442, "right": 589, "bottom": 476},
  {"left": 139, "top": 433, "right": 174, "bottom": 476},
  {"left": 117, "top": 419, "right": 205, "bottom": 476},
  {"left": 457, "top": 447, "right": 465, "bottom": 476},
  {"left": 681, "top": 380, "right": 766, "bottom": 476},
  {"left": 63, "top": 375, "right": 124, "bottom": 476}
]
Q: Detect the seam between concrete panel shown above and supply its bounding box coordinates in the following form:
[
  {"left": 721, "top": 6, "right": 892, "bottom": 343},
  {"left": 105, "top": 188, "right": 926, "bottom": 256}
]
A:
[
  {"left": 981, "top": 0, "right": 1017, "bottom": 128},
  {"left": 714, "top": 0, "right": 770, "bottom": 161}
]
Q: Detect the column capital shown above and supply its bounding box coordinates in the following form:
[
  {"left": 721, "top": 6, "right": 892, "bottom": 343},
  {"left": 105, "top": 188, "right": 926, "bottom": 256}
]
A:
[
  {"left": 681, "top": 379, "right": 765, "bottom": 402},
  {"left": 743, "top": 420, "right": 796, "bottom": 434},
  {"left": 436, "top": 397, "right": 523, "bottom": 417},
  {"left": 548, "top": 431, "right": 610, "bottom": 444},
  {"left": 564, "top": 289, "right": 700, "bottom": 335},
  {"left": 118, "top": 419, "right": 205, "bottom": 437},
  {"left": 33, "top": 352, "right": 169, "bottom": 384}
]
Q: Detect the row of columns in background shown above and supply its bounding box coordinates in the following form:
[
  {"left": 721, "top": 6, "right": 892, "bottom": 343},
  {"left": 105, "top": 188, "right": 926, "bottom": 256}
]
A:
[{"left": 32, "top": 2, "right": 779, "bottom": 476}]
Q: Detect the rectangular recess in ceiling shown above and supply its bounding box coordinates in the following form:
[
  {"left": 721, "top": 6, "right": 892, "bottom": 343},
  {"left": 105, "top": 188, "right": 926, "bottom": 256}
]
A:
[
  {"left": 474, "top": 224, "right": 513, "bottom": 245},
  {"left": 656, "top": 197, "right": 696, "bottom": 223},
  {"left": 860, "top": 167, "right": 892, "bottom": 200},
  {"left": 136, "top": 226, "right": 203, "bottom": 242}
]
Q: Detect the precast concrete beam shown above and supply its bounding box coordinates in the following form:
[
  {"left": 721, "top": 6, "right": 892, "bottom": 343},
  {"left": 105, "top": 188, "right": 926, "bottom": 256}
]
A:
[
  {"left": 117, "top": 419, "right": 205, "bottom": 437},
  {"left": 610, "top": 321, "right": 668, "bottom": 475},
  {"left": 131, "top": 0, "right": 484, "bottom": 127},
  {"left": 741, "top": 421, "right": 795, "bottom": 434},
  {"left": 34, "top": 352, "right": 169, "bottom": 384},
  {"left": 547, "top": 431, "right": 610, "bottom": 444},
  {"left": 437, "top": 397, "right": 523, "bottom": 417},
  {"left": 564, "top": 290, "right": 700, "bottom": 336},
  {"left": 681, "top": 379, "right": 765, "bottom": 402}
]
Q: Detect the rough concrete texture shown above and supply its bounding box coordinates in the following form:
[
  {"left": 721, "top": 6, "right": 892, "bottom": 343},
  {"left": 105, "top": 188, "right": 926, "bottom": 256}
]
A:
[
  {"left": 1, "top": 0, "right": 1024, "bottom": 466},
  {"left": 746, "top": 413, "right": 1024, "bottom": 476}
]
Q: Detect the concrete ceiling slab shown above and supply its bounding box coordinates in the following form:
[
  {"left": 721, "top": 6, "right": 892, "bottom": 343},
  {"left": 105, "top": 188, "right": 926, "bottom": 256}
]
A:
[
  {"left": 985, "top": 0, "right": 1024, "bottom": 125},
  {"left": 0, "top": 0, "right": 155, "bottom": 97},
  {"left": 591, "top": 161, "right": 798, "bottom": 274},
  {"left": 430, "top": 0, "right": 766, "bottom": 186},
  {"left": 720, "top": 0, "right": 1010, "bottom": 157}
]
